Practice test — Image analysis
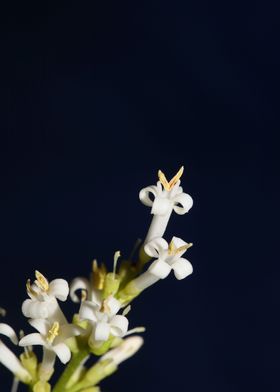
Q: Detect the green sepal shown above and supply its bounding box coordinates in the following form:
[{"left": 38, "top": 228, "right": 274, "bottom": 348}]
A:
[
  {"left": 116, "top": 280, "right": 141, "bottom": 305},
  {"left": 20, "top": 351, "right": 38, "bottom": 381},
  {"left": 33, "top": 380, "right": 51, "bottom": 392},
  {"left": 102, "top": 273, "right": 120, "bottom": 299},
  {"left": 89, "top": 336, "right": 114, "bottom": 356}
]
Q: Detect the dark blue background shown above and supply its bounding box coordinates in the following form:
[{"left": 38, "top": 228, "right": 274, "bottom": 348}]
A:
[{"left": 1, "top": 1, "right": 279, "bottom": 391}]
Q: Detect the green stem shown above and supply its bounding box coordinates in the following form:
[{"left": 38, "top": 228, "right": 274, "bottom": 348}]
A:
[{"left": 52, "top": 349, "right": 89, "bottom": 392}]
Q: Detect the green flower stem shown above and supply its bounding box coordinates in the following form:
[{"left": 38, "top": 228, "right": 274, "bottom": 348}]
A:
[
  {"left": 52, "top": 349, "right": 89, "bottom": 392},
  {"left": 66, "top": 361, "right": 117, "bottom": 392}
]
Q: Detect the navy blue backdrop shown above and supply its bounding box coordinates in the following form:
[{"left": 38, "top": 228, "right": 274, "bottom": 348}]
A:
[{"left": 1, "top": 1, "right": 279, "bottom": 391}]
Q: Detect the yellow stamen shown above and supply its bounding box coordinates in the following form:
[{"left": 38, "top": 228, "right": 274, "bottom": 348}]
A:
[
  {"left": 46, "top": 322, "right": 60, "bottom": 344},
  {"left": 168, "top": 240, "right": 193, "bottom": 255},
  {"left": 26, "top": 279, "right": 37, "bottom": 297},
  {"left": 0, "top": 307, "right": 6, "bottom": 317},
  {"left": 158, "top": 166, "right": 184, "bottom": 191},
  {"left": 35, "top": 271, "right": 49, "bottom": 292},
  {"left": 100, "top": 299, "right": 110, "bottom": 314},
  {"left": 92, "top": 260, "right": 107, "bottom": 290}
]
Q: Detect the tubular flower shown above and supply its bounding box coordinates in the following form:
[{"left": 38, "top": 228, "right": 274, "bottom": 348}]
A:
[
  {"left": 19, "top": 319, "right": 82, "bottom": 381},
  {"left": 0, "top": 323, "right": 31, "bottom": 383},
  {"left": 139, "top": 167, "right": 193, "bottom": 244},
  {"left": 79, "top": 296, "right": 129, "bottom": 344},
  {"left": 127, "top": 236, "right": 193, "bottom": 293},
  {"left": 22, "top": 271, "right": 69, "bottom": 323},
  {"left": 145, "top": 236, "right": 193, "bottom": 280}
]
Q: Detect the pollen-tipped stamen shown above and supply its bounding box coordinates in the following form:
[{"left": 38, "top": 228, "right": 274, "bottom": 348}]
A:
[
  {"left": 46, "top": 322, "right": 60, "bottom": 344},
  {"left": 34, "top": 271, "right": 49, "bottom": 292},
  {"left": 158, "top": 166, "right": 184, "bottom": 191}
]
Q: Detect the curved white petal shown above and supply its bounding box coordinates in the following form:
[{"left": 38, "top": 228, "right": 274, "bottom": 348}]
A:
[
  {"left": 0, "top": 323, "right": 18, "bottom": 345},
  {"left": 19, "top": 333, "right": 46, "bottom": 347},
  {"left": 22, "top": 299, "right": 49, "bottom": 319},
  {"left": 171, "top": 236, "right": 187, "bottom": 248},
  {"left": 94, "top": 322, "right": 110, "bottom": 342},
  {"left": 144, "top": 237, "right": 168, "bottom": 258},
  {"left": 148, "top": 259, "right": 171, "bottom": 279},
  {"left": 0, "top": 341, "right": 31, "bottom": 382},
  {"left": 172, "top": 258, "right": 193, "bottom": 280},
  {"left": 53, "top": 343, "right": 71, "bottom": 364},
  {"left": 49, "top": 279, "right": 69, "bottom": 301},
  {"left": 70, "top": 277, "right": 91, "bottom": 303},
  {"left": 139, "top": 185, "right": 159, "bottom": 207},
  {"left": 151, "top": 197, "right": 172, "bottom": 215},
  {"left": 110, "top": 315, "right": 129, "bottom": 337},
  {"left": 173, "top": 192, "right": 193, "bottom": 214},
  {"left": 106, "top": 296, "right": 121, "bottom": 316},
  {"left": 28, "top": 319, "right": 49, "bottom": 335},
  {"left": 79, "top": 301, "right": 98, "bottom": 322}
]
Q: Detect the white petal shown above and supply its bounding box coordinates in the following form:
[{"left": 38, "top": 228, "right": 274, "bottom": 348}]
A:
[
  {"left": 173, "top": 192, "right": 193, "bottom": 214},
  {"left": 70, "top": 277, "right": 90, "bottom": 303},
  {"left": 19, "top": 333, "right": 46, "bottom": 347},
  {"left": 79, "top": 301, "right": 98, "bottom": 322},
  {"left": 151, "top": 197, "right": 172, "bottom": 215},
  {"left": 139, "top": 185, "right": 159, "bottom": 207},
  {"left": 169, "top": 236, "right": 188, "bottom": 260},
  {"left": 144, "top": 237, "right": 168, "bottom": 258},
  {"left": 106, "top": 296, "right": 121, "bottom": 316},
  {"left": 94, "top": 322, "right": 110, "bottom": 342},
  {"left": 171, "top": 236, "right": 188, "bottom": 248},
  {"left": 0, "top": 323, "right": 18, "bottom": 345},
  {"left": 22, "top": 299, "right": 48, "bottom": 319},
  {"left": 0, "top": 341, "right": 31, "bottom": 382},
  {"left": 110, "top": 315, "right": 129, "bottom": 337},
  {"left": 48, "top": 279, "right": 69, "bottom": 301},
  {"left": 148, "top": 259, "right": 171, "bottom": 279},
  {"left": 53, "top": 343, "right": 71, "bottom": 364},
  {"left": 56, "top": 324, "right": 82, "bottom": 344},
  {"left": 28, "top": 319, "right": 49, "bottom": 335},
  {"left": 101, "top": 336, "right": 144, "bottom": 365},
  {"left": 172, "top": 258, "right": 193, "bottom": 280}
]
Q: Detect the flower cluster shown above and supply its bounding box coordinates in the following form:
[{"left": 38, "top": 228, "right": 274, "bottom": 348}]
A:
[{"left": 0, "top": 167, "right": 194, "bottom": 392}]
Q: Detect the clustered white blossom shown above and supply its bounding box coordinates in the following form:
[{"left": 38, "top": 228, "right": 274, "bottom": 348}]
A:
[{"left": 0, "top": 167, "right": 194, "bottom": 392}]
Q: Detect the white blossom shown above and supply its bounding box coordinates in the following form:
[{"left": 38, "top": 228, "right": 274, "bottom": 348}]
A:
[
  {"left": 79, "top": 296, "right": 129, "bottom": 344},
  {"left": 145, "top": 236, "right": 193, "bottom": 280},
  {"left": 139, "top": 167, "right": 193, "bottom": 245},
  {"left": 22, "top": 271, "right": 69, "bottom": 324},
  {"left": 19, "top": 319, "right": 81, "bottom": 380},
  {"left": 131, "top": 236, "right": 193, "bottom": 291}
]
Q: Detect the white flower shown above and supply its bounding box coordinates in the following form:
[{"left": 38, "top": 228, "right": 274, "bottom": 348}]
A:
[
  {"left": 100, "top": 336, "right": 143, "bottom": 365},
  {"left": 145, "top": 236, "right": 193, "bottom": 280},
  {"left": 0, "top": 323, "right": 31, "bottom": 383},
  {"left": 130, "top": 236, "right": 193, "bottom": 292},
  {"left": 22, "top": 271, "right": 69, "bottom": 324},
  {"left": 19, "top": 319, "right": 81, "bottom": 381},
  {"left": 139, "top": 167, "right": 193, "bottom": 244},
  {"left": 79, "top": 296, "right": 129, "bottom": 344}
]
